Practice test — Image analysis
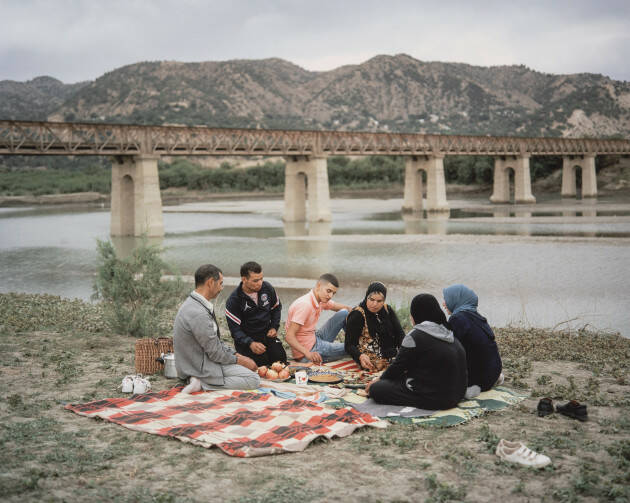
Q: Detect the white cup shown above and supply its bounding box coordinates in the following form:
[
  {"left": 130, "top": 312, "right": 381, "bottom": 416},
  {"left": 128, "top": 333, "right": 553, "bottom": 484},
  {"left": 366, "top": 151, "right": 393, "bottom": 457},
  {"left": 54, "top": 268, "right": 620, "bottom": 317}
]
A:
[{"left": 295, "top": 371, "right": 308, "bottom": 385}]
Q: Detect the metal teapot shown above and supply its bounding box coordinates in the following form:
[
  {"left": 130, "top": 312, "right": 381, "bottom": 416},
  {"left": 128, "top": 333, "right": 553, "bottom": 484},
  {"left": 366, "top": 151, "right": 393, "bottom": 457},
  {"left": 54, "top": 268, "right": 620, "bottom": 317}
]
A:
[{"left": 156, "top": 352, "right": 178, "bottom": 379}]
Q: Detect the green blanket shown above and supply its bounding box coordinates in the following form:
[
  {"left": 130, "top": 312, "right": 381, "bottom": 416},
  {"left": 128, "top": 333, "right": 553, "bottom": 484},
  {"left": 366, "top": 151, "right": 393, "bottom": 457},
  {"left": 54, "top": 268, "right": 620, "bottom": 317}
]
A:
[{"left": 324, "top": 386, "right": 528, "bottom": 427}]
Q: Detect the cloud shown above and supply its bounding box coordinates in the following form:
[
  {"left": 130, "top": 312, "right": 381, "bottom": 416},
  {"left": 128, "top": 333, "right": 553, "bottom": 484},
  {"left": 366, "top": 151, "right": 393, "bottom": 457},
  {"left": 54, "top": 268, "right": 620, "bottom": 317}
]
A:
[{"left": 1, "top": 0, "right": 629, "bottom": 83}]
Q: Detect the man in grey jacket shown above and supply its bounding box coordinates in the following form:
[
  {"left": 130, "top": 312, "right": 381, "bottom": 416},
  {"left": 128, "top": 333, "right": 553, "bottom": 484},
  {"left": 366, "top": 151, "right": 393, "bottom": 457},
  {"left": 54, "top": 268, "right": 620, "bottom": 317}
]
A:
[{"left": 173, "top": 263, "right": 260, "bottom": 393}]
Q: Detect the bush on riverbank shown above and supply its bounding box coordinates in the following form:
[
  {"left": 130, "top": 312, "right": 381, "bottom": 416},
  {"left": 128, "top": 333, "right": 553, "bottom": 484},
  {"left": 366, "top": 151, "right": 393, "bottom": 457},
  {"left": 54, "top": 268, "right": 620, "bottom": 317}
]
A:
[{"left": 92, "top": 239, "right": 188, "bottom": 338}]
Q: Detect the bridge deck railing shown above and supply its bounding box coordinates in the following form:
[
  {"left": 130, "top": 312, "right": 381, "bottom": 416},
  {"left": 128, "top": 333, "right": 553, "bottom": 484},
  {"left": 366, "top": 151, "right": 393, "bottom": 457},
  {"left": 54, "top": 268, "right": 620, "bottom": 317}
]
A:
[{"left": 1, "top": 120, "right": 629, "bottom": 157}]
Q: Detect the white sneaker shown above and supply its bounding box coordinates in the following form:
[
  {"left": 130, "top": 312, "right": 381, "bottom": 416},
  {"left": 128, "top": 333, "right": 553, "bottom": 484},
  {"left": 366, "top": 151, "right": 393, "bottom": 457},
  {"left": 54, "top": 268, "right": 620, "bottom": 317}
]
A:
[
  {"left": 133, "top": 376, "right": 151, "bottom": 394},
  {"left": 121, "top": 375, "right": 136, "bottom": 393},
  {"left": 496, "top": 439, "right": 551, "bottom": 468},
  {"left": 496, "top": 373, "right": 505, "bottom": 386},
  {"left": 182, "top": 377, "right": 202, "bottom": 394}
]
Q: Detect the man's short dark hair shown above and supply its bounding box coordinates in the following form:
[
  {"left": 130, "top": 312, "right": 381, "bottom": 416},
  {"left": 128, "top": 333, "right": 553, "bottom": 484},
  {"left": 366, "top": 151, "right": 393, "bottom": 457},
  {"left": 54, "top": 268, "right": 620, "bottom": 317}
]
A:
[
  {"left": 318, "top": 273, "right": 339, "bottom": 288},
  {"left": 194, "top": 264, "right": 222, "bottom": 287},
  {"left": 240, "top": 261, "right": 262, "bottom": 278}
]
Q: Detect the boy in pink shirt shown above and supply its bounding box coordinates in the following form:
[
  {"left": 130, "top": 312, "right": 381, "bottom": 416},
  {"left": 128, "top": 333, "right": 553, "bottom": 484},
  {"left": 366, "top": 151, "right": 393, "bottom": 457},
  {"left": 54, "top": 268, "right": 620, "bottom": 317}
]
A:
[{"left": 285, "top": 273, "right": 351, "bottom": 364}]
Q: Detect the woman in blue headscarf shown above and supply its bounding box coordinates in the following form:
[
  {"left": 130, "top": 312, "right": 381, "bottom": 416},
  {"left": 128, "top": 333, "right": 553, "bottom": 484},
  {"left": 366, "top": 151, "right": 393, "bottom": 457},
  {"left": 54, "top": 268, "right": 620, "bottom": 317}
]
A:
[{"left": 443, "top": 284, "right": 503, "bottom": 399}]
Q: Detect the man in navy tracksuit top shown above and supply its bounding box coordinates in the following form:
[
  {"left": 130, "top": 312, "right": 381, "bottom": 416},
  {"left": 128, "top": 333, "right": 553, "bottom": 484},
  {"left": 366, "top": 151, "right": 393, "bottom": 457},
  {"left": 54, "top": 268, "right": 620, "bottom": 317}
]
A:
[{"left": 225, "top": 261, "right": 287, "bottom": 367}]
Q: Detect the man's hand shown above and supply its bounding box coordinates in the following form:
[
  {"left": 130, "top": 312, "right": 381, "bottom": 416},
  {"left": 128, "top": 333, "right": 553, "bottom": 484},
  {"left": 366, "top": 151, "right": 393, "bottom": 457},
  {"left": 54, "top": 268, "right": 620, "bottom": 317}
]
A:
[
  {"left": 306, "top": 351, "right": 323, "bottom": 365},
  {"left": 359, "top": 354, "right": 376, "bottom": 371},
  {"left": 249, "top": 341, "right": 266, "bottom": 355},
  {"left": 266, "top": 328, "right": 277, "bottom": 338},
  {"left": 236, "top": 354, "right": 258, "bottom": 372}
]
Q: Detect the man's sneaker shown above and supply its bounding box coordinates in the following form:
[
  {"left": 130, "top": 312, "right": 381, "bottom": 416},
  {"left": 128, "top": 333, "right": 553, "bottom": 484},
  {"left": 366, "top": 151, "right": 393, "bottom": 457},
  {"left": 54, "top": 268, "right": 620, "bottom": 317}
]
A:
[
  {"left": 496, "top": 439, "right": 551, "bottom": 468},
  {"left": 556, "top": 400, "right": 588, "bottom": 422},
  {"left": 537, "top": 397, "right": 554, "bottom": 417},
  {"left": 132, "top": 376, "right": 151, "bottom": 394}
]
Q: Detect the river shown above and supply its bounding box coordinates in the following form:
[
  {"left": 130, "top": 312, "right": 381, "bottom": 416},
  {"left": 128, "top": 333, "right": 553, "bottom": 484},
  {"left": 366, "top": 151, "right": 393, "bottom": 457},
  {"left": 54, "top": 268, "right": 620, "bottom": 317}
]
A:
[{"left": 1, "top": 194, "right": 629, "bottom": 336}]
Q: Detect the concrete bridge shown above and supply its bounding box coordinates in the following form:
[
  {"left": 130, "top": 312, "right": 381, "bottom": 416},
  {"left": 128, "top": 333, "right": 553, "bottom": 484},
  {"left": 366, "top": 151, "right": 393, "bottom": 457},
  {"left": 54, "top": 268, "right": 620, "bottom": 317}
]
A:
[{"left": 1, "top": 120, "right": 629, "bottom": 236}]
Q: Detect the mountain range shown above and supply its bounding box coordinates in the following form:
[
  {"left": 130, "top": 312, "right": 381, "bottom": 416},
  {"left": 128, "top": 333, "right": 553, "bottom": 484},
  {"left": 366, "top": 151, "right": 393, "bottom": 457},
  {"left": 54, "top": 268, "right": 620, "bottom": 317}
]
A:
[{"left": 2, "top": 54, "right": 629, "bottom": 138}]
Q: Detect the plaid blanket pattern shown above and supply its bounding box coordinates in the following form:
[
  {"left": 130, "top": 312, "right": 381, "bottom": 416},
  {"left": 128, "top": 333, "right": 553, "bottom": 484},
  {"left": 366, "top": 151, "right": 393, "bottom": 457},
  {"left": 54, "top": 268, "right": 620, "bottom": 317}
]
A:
[{"left": 65, "top": 386, "right": 386, "bottom": 457}]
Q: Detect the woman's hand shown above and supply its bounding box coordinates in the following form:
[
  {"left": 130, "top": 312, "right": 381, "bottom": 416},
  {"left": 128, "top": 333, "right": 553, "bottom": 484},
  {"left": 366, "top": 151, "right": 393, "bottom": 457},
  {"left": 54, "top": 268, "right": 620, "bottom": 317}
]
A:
[
  {"left": 359, "top": 354, "right": 376, "bottom": 371},
  {"left": 365, "top": 377, "right": 379, "bottom": 395}
]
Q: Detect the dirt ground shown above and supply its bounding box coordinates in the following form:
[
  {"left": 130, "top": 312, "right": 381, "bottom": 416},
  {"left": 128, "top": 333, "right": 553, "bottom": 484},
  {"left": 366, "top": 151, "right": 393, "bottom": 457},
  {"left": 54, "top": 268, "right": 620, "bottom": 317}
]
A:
[{"left": 0, "top": 295, "right": 629, "bottom": 502}]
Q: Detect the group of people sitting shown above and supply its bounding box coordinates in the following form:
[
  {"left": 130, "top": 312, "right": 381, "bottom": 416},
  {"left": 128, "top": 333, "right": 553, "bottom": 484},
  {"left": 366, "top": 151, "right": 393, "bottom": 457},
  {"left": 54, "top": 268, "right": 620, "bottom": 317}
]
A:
[{"left": 173, "top": 261, "right": 503, "bottom": 411}]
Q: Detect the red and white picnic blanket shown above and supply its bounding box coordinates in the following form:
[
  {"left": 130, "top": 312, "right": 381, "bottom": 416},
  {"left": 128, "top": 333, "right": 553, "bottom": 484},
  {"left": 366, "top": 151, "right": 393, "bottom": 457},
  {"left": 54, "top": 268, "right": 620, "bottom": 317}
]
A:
[
  {"left": 321, "top": 358, "right": 361, "bottom": 373},
  {"left": 65, "top": 386, "right": 386, "bottom": 457}
]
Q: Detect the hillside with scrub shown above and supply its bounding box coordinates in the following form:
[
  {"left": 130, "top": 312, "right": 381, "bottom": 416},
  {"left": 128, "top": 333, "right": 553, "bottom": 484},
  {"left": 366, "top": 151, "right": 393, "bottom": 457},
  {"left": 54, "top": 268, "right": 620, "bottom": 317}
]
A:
[{"left": 2, "top": 54, "right": 630, "bottom": 138}]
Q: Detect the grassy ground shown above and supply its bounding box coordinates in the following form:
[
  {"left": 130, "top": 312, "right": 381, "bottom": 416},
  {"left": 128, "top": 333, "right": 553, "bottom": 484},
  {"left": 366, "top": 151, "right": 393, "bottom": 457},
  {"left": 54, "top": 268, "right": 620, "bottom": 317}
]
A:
[{"left": 0, "top": 293, "right": 629, "bottom": 502}]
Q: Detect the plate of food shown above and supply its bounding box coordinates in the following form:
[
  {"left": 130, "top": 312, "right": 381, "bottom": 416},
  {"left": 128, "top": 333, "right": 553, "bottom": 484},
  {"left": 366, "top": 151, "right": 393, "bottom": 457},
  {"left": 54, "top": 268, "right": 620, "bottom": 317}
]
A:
[
  {"left": 343, "top": 370, "right": 380, "bottom": 388},
  {"left": 258, "top": 362, "right": 290, "bottom": 381},
  {"left": 306, "top": 370, "right": 343, "bottom": 384}
]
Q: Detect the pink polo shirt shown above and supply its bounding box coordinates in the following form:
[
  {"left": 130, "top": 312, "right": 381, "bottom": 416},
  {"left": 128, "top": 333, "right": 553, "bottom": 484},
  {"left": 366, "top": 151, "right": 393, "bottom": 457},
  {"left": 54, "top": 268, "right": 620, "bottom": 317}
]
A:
[{"left": 285, "top": 290, "right": 337, "bottom": 359}]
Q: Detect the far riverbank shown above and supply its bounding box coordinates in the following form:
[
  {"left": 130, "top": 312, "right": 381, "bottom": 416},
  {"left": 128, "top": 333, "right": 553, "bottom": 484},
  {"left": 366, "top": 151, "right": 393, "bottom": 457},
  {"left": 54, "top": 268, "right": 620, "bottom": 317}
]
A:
[{"left": 0, "top": 183, "right": 488, "bottom": 207}]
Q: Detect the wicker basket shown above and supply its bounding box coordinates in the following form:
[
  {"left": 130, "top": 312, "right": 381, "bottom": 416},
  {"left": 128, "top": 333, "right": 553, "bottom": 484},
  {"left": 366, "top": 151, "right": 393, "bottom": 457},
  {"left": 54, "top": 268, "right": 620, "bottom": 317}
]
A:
[{"left": 134, "top": 337, "right": 174, "bottom": 375}]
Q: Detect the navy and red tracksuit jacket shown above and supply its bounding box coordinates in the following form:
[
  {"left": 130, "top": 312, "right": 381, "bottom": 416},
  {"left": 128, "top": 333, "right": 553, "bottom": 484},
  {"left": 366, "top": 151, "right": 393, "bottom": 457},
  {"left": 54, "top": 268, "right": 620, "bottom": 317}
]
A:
[{"left": 225, "top": 281, "right": 281, "bottom": 353}]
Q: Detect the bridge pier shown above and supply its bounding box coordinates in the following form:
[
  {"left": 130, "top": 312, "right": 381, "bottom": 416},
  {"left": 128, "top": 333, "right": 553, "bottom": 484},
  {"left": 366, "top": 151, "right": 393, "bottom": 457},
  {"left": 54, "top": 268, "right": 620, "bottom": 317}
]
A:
[
  {"left": 110, "top": 155, "right": 164, "bottom": 237},
  {"left": 402, "top": 155, "right": 449, "bottom": 212},
  {"left": 283, "top": 156, "right": 332, "bottom": 222},
  {"left": 562, "top": 155, "right": 597, "bottom": 198},
  {"left": 490, "top": 155, "right": 536, "bottom": 204}
]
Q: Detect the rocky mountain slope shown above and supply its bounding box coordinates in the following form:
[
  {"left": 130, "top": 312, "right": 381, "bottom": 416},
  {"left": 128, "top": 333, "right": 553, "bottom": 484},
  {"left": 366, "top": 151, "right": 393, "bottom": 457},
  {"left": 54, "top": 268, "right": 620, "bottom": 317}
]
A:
[
  {"left": 0, "top": 76, "right": 88, "bottom": 120},
  {"left": 2, "top": 54, "right": 629, "bottom": 138}
]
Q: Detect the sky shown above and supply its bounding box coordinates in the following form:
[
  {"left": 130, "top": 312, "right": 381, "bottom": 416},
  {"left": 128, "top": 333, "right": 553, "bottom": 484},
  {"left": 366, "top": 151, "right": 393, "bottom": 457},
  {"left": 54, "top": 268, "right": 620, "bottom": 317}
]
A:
[{"left": 1, "top": 0, "right": 629, "bottom": 84}]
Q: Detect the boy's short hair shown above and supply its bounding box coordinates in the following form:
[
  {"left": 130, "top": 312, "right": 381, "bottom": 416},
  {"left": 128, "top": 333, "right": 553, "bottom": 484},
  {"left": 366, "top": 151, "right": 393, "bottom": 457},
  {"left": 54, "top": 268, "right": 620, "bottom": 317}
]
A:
[{"left": 318, "top": 273, "right": 339, "bottom": 288}]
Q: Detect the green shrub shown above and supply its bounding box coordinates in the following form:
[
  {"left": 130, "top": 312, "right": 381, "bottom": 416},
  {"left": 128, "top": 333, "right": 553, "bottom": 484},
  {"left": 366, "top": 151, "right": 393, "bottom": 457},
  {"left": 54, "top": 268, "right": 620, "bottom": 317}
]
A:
[{"left": 92, "top": 238, "right": 188, "bottom": 337}]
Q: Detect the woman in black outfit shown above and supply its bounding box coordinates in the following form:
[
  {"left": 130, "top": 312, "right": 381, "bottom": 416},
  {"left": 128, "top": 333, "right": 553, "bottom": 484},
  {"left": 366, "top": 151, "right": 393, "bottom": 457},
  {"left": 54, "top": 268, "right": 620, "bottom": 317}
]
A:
[
  {"left": 345, "top": 282, "right": 405, "bottom": 371},
  {"left": 368, "top": 293, "right": 467, "bottom": 410},
  {"left": 443, "top": 284, "right": 503, "bottom": 399}
]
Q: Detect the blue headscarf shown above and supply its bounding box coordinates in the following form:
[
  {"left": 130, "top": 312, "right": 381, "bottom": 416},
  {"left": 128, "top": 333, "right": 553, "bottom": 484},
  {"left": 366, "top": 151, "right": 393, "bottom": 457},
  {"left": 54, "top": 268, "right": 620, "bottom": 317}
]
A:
[{"left": 443, "top": 284, "right": 478, "bottom": 316}]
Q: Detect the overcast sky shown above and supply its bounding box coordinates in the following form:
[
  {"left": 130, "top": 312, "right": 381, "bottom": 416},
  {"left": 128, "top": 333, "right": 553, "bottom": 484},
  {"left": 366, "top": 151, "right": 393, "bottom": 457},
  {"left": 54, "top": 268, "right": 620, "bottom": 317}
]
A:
[{"left": 1, "top": 0, "right": 629, "bottom": 83}]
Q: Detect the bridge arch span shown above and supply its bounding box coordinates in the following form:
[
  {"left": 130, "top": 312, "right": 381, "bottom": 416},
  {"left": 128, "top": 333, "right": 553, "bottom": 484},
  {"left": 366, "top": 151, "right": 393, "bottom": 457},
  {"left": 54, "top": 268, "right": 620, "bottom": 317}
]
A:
[
  {"left": 283, "top": 156, "right": 331, "bottom": 222},
  {"left": 110, "top": 155, "right": 164, "bottom": 237},
  {"left": 562, "top": 155, "right": 596, "bottom": 198},
  {"left": 490, "top": 155, "right": 536, "bottom": 204},
  {"left": 402, "top": 155, "right": 449, "bottom": 213}
]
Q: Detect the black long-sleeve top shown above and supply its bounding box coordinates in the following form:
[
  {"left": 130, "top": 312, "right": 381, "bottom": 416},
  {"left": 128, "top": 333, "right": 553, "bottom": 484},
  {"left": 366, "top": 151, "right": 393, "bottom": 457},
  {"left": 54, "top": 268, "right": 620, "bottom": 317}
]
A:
[
  {"left": 344, "top": 305, "right": 405, "bottom": 365},
  {"left": 448, "top": 311, "right": 502, "bottom": 391},
  {"left": 380, "top": 323, "right": 467, "bottom": 410}
]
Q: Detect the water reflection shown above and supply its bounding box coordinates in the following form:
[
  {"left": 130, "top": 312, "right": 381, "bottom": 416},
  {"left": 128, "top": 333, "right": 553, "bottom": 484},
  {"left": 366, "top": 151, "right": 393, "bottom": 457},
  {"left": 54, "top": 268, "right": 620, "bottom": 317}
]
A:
[
  {"left": 402, "top": 211, "right": 450, "bottom": 234},
  {"left": 283, "top": 221, "right": 332, "bottom": 277}
]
